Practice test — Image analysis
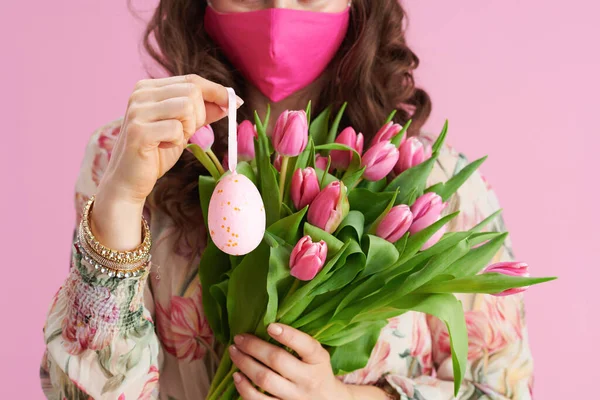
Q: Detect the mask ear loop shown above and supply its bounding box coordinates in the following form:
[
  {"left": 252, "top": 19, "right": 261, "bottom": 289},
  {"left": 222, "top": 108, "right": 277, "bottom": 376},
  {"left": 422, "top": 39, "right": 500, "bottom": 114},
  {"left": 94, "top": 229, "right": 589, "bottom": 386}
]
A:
[{"left": 226, "top": 87, "right": 237, "bottom": 173}]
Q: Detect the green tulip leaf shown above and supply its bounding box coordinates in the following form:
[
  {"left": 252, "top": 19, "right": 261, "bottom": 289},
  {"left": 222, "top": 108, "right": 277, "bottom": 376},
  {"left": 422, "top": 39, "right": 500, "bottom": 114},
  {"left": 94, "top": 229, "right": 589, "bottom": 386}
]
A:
[
  {"left": 305, "top": 100, "right": 312, "bottom": 126},
  {"left": 323, "top": 320, "right": 387, "bottom": 348},
  {"left": 385, "top": 156, "right": 438, "bottom": 204},
  {"left": 359, "top": 178, "right": 387, "bottom": 192},
  {"left": 235, "top": 161, "right": 257, "bottom": 186},
  {"left": 314, "top": 168, "right": 338, "bottom": 189},
  {"left": 417, "top": 273, "right": 557, "bottom": 295},
  {"left": 255, "top": 111, "right": 281, "bottom": 226},
  {"left": 303, "top": 223, "right": 345, "bottom": 254},
  {"left": 312, "top": 241, "right": 365, "bottom": 296},
  {"left": 267, "top": 206, "right": 308, "bottom": 245},
  {"left": 277, "top": 241, "right": 350, "bottom": 321},
  {"left": 309, "top": 106, "right": 331, "bottom": 146},
  {"left": 446, "top": 233, "right": 508, "bottom": 278},
  {"left": 359, "top": 234, "right": 400, "bottom": 278},
  {"left": 384, "top": 109, "right": 397, "bottom": 124},
  {"left": 198, "top": 175, "right": 216, "bottom": 231},
  {"left": 329, "top": 320, "right": 387, "bottom": 376},
  {"left": 425, "top": 156, "right": 487, "bottom": 202},
  {"left": 198, "top": 240, "right": 232, "bottom": 344},
  {"left": 469, "top": 209, "right": 503, "bottom": 233},
  {"left": 227, "top": 242, "right": 271, "bottom": 338},
  {"left": 348, "top": 189, "right": 396, "bottom": 225},
  {"left": 431, "top": 120, "right": 449, "bottom": 154},
  {"left": 264, "top": 244, "right": 294, "bottom": 327},
  {"left": 325, "top": 102, "right": 348, "bottom": 147},
  {"left": 397, "top": 211, "right": 460, "bottom": 264},
  {"left": 335, "top": 210, "right": 365, "bottom": 243},
  {"left": 391, "top": 120, "right": 411, "bottom": 147}
]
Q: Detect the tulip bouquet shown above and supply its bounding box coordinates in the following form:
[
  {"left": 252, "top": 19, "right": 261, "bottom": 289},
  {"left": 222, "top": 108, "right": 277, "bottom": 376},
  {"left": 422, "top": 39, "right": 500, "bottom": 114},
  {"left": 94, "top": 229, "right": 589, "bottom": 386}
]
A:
[{"left": 187, "top": 103, "right": 554, "bottom": 399}]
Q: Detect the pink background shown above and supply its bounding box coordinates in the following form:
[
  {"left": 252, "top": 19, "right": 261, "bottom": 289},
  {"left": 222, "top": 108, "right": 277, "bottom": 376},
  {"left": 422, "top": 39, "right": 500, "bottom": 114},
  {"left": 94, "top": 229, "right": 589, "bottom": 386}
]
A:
[{"left": 1, "top": 1, "right": 598, "bottom": 398}]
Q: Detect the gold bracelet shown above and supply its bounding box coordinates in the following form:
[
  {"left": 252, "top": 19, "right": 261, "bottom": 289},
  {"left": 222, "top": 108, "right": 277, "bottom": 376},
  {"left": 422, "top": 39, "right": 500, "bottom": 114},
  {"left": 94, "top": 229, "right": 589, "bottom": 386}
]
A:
[
  {"left": 81, "top": 195, "right": 151, "bottom": 265},
  {"left": 76, "top": 239, "right": 150, "bottom": 278},
  {"left": 77, "top": 222, "right": 150, "bottom": 277}
]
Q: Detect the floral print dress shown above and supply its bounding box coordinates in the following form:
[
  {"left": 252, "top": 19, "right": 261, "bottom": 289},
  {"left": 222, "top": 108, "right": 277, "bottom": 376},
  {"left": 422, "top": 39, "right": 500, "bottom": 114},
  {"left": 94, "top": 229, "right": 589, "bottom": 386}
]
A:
[{"left": 40, "top": 119, "right": 533, "bottom": 400}]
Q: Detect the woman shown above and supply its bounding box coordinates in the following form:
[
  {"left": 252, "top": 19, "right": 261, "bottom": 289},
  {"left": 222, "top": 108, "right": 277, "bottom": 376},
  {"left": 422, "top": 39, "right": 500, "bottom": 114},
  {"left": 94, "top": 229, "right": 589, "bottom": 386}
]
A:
[{"left": 40, "top": 0, "right": 533, "bottom": 399}]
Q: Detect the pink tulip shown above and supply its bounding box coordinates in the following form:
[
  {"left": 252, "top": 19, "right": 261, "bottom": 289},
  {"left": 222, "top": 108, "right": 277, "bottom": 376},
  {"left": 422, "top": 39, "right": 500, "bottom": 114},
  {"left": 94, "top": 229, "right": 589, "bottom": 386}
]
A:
[
  {"left": 289, "top": 236, "right": 328, "bottom": 281},
  {"left": 372, "top": 121, "right": 403, "bottom": 145},
  {"left": 189, "top": 124, "right": 215, "bottom": 151},
  {"left": 330, "top": 127, "right": 364, "bottom": 170},
  {"left": 376, "top": 205, "right": 413, "bottom": 243},
  {"left": 483, "top": 262, "right": 530, "bottom": 296},
  {"left": 409, "top": 192, "right": 447, "bottom": 234},
  {"left": 307, "top": 181, "right": 349, "bottom": 233},
  {"left": 315, "top": 154, "right": 329, "bottom": 171},
  {"left": 361, "top": 141, "right": 400, "bottom": 181},
  {"left": 237, "top": 120, "right": 258, "bottom": 161},
  {"left": 291, "top": 167, "right": 320, "bottom": 210},
  {"left": 272, "top": 110, "right": 308, "bottom": 157},
  {"left": 394, "top": 137, "right": 432, "bottom": 175}
]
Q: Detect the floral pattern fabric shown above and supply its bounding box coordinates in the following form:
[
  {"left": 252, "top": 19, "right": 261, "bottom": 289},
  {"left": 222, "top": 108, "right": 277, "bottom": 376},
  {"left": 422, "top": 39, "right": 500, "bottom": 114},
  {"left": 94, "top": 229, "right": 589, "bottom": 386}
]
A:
[{"left": 40, "top": 119, "right": 533, "bottom": 400}]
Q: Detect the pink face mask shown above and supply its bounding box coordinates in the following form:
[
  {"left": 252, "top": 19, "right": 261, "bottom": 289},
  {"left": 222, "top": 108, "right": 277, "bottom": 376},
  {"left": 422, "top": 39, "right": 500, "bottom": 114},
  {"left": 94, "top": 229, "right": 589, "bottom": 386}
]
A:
[{"left": 205, "top": 5, "right": 350, "bottom": 102}]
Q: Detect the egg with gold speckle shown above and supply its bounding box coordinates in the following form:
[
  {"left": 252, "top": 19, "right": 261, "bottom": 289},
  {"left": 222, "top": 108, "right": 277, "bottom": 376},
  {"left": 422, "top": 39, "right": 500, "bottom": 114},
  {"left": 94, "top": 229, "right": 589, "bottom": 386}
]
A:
[{"left": 208, "top": 172, "right": 266, "bottom": 255}]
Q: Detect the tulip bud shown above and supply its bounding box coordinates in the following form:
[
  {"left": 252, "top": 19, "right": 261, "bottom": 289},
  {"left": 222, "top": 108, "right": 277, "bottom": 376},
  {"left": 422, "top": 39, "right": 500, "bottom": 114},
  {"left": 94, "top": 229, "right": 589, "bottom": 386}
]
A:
[
  {"left": 394, "top": 137, "right": 432, "bottom": 175},
  {"left": 272, "top": 110, "right": 308, "bottom": 156},
  {"left": 289, "top": 235, "right": 328, "bottom": 281},
  {"left": 291, "top": 167, "right": 320, "bottom": 210},
  {"left": 315, "top": 154, "right": 329, "bottom": 171},
  {"left": 237, "top": 120, "right": 258, "bottom": 161},
  {"left": 483, "top": 262, "right": 530, "bottom": 296},
  {"left": 189, "top": 124, "right": 215, "bottom": 151},
  {"left": 361, "top": 141, "right": 400, "bottom": 181},
  {"left": 409, "top": 192, "right": 447, "bottom": 250},
  {"left": 375, "top": 205, "right": 413, "bottom": 243},
  {"left": 330, "top": 127, "right": 364, "bottom": 170},
  {"left": 307, "top": 181, "right": 349, "bottom": 233},
  {"left": 372, "top": 121, "right": 403, "bottom": 145}
]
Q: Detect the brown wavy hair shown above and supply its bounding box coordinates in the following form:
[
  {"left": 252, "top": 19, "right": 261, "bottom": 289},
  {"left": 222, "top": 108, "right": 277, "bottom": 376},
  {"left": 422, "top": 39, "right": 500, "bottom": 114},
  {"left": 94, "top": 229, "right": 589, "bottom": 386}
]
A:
[{"left": 140, "top": 0, "right": 432, "bottom": 252}]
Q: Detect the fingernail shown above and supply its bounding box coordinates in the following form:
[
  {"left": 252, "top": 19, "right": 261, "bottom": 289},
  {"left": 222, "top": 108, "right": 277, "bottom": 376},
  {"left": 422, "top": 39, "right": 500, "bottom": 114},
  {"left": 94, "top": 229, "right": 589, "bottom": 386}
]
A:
[
  {"left": 233, "top": 372, "right": 242, "bottom": 383},
  {"left": 236, "top": 96, "right": 244, "bottom": 107},
  {"left": 230, "top": 345, "right": 238, "bottom": 354},
  {"left": 234, "top": 335, "right": 244, "bottom": 345},
  {"left": 268, "top": 323, "right": 283, "bottom": 336},
  {"left": 219, "top": 106, "right": 228, "bottom": 113}
]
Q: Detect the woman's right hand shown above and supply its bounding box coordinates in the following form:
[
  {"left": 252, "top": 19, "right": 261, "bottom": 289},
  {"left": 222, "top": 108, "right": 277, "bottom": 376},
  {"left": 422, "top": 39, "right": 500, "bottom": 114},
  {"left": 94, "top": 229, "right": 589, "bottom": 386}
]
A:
[{"left": 92, "top": 75, "right": 241, "bottom": 250}]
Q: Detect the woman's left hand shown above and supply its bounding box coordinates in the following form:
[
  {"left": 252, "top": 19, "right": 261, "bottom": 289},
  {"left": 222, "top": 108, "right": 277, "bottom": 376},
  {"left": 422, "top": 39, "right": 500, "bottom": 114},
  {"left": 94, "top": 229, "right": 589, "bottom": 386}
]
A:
[{"left": 229, "top": 323, "right": 353, "bottom": 400}]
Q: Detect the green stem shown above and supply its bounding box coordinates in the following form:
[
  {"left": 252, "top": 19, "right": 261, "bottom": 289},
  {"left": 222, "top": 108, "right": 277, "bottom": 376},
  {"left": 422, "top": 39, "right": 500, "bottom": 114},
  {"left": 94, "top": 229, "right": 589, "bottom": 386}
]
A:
[
  {"left": 207, "top": 364, "right": 238, "bottom": 400},
  {"left": 278, "top": 155, "right": 290, "bottom": 202},
  {"left": 279, "top": 279, "right": 300, "bottom": 309},
  {"left": 220, "top": 381, "right": 238, "bottom": 399},
  {"left": 207, "top": 347, "right": 231, "bottom": 397},
  {"left": 208, "top": 149, "right": 226, "bottom": 175}
]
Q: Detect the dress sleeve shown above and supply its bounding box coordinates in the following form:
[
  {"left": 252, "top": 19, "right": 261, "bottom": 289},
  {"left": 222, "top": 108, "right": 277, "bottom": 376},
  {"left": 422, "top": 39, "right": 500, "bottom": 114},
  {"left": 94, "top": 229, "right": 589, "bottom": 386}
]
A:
[
  {"left": 384, "top": 150, "right": 534, "bottom": 400},
  {"left": 40, "top": 120, "right": 161, "bottom": 400}
]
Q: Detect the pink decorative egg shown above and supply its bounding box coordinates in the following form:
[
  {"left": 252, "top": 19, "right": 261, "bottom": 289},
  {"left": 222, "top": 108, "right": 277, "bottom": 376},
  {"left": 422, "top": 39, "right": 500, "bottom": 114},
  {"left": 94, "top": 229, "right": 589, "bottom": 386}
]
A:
[{"left": 208, "top": 172, "right": 266, "bottom": 255}]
